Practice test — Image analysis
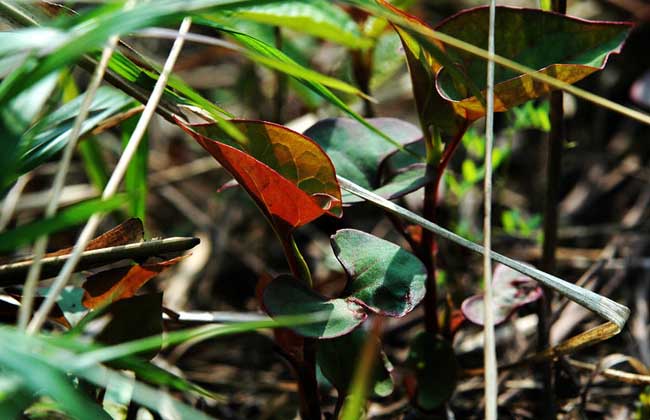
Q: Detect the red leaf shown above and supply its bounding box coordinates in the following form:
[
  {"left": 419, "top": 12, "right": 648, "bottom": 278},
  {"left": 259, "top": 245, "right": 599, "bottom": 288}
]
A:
[{"left": 174, "top": 118, "right": 342, "bottom": 230}]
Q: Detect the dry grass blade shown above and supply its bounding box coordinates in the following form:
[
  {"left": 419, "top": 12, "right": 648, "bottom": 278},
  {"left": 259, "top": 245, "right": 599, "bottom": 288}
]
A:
[
  {"left": 482, "top": 1, "right": 498, "bottom": 418},
  {"left": 26, "top": 17, "right": 193, "bottom": 334},
  {"left": 337, "top": 177, "right": 629, "bottom": 328}
]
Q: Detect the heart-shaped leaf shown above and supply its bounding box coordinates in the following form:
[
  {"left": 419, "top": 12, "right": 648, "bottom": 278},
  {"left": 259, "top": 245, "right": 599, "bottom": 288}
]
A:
[
  {"left": 175, "top": 118, "right": 342, "bottom": 229},
  {"left": 304, "top": 117, "right": 423, "bottom": 203},
  {"left": 332, "top": 229, "right": 426, "bottom": 317},
  {"left": 263, "top": 275, "right": 367, "bottom": 339},
  {"left": 461, "top": 263, "right": 543, "bottom": 326},
  {"left": 317, "top": 328, "right": 394, "bottom": 398},
  {"left": 406, "top": 332, "right": 458, "bottom": 411},
  {"left": 435, "top": 7, "right": 632, "bottom": 115}
]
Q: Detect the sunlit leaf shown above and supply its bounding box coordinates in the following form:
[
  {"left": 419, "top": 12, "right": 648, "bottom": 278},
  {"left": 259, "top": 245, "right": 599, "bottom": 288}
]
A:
[
  {"left": 434, "top": 7, "right": 631, "bottom": 115},
  {"left": 461, "top": 263, "right": 543, "bottom": 326},
  {"left": 0, "top": 328, "right": 211, "bottom": 419},
  {"left": 175, "top": 118, "right": 342, "bottom": 229},
  {"left": 216, "top": 0, "right": 372, "bottom": 48},
  {"left": 332, "top": 229, "right": 426, "bottom": 317}
]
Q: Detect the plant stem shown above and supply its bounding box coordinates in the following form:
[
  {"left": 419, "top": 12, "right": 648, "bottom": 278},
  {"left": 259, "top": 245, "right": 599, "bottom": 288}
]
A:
[
  {"left": 421, "top": 175, "right": 439, "bottom": 335},
  {"left": 300, "top": 338, "right": 322, "bottom": 419},
  {"left": 539, "top": 1, "right": 566, "bottom": 417},
  {"left": 352, "top": 49, "right": 375, "bottom": 117}
]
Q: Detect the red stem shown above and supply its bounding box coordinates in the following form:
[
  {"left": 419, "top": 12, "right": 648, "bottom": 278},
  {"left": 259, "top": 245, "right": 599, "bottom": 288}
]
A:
[{"left": 421, "top": 131, "right": 465, "bottom": 335}]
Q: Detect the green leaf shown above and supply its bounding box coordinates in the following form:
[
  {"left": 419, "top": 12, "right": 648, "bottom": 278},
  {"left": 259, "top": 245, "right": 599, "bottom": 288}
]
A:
[
  {"left": 317, "top": 328, "right": 393, "bottom": 398},
  {"left": 263, "top": 229, "right": 426, "bottom": 337},
  {"left": 263, "top": 275, "right": 367, "bottom": 338},
  {"left": 0, "top": 327, "right": 212, "bottom": 420},
  {"left": 0, "top": 342, "right": 110, "bottom": 419},
  {"left": 216, "top": 0, "right": 371, "bottom": 48},
  {"left": 365, "top": 164, "right": 430, "bottom": 204},
  {"left": 304, "top": 117, "right": 423, "bottom": 203},
  {"left": 196, "top": 19, "right": 370, "bottom": 99},
  {"left": 0, "top": 374, "right": 34, "bottom": 419},
  {"left": 17, "top": 86, "right": 135, "bottom": 177},
  {"left": 406, "top": 332, "right": 458, "bottom": 411},
  {"left": 435, "top": 7, "right": 632, "bottom": 115},
  {"left": 332, "top": 229, "right": 426, "bottom": 317},
  {"left": 0, "top": 195, "right": 125, "bottom": 253}
]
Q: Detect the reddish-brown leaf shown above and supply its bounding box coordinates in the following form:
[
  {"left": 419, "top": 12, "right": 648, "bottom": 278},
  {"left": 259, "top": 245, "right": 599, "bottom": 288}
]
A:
[
  {"left": 82, "top": 256, "right": 185, "bottom": 309},
  {"left": 174, "top": 118, "right": 342, "bottom": 230},
  {"left": 47, "top": 218, "right": 144, "bottom": 257}
]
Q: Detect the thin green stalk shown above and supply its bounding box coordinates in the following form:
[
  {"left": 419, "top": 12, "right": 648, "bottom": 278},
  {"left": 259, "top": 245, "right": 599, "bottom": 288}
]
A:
[
  {"left": 482, "top": 1, "right": 498, "bottom": 418},
  {"left": 340, "top": 317, "right": 383, "bottom": 419},
  {"left": 273, "top": 26, "right": 287, "bottom": 123}
]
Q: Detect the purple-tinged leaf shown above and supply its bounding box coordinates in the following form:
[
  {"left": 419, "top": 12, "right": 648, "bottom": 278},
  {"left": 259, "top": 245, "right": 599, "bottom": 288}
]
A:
[{"left": 461, "top": 264, "right": 543, "bottom": 326}]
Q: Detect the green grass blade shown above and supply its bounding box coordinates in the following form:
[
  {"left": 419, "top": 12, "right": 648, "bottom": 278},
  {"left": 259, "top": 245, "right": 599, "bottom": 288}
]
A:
[
  {"left": 0, "top": 327, "right": 213, "bottom": 420},
  {"left": 0, "top": 195, "right": 126, "bottom": 253},
  {"left": 122, "top": 115, "right": 148, "bottom": 223}
]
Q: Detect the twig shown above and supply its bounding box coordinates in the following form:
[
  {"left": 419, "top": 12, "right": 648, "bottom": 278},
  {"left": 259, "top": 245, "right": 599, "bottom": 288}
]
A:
[
  {"left": 0, "top": 237, "right": 199, "bottom": 284},
  {"left": 482, "top": 1, "right": 498, "bottom": 418},
  {"left": 26, "top": 17, "right": 193, "bottom": 334}
]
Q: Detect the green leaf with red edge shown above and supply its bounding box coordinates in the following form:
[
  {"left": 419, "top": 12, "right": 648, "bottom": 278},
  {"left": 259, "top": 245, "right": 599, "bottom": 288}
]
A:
[
  {"left": 263, "top": 275, "right": 367, "bottom": 339},
  {"left": 381, "top": 2, "right": 631, "bottom": 138},
  {"left": 82, "top": 256, "right": 186, "bottom": 309},
  {"left": 461, "top": 263, "right": 542, "bottom": 326},
  {"left": 174, "top": 118, "right": 342, "bottom": 230},
  {"left": 434, "top": 7, "right": 632, "bottom": 115},
  {"left": 303, "top": 117, "right": 426, "bottom": 204},
  {"left": 262, "top": 230, "right": 426, "bottom": 338},
  {"left": 332, "top": 229, "right": 426, "bottom": 317}
]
